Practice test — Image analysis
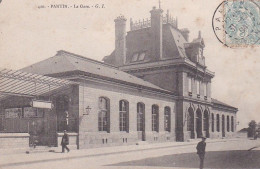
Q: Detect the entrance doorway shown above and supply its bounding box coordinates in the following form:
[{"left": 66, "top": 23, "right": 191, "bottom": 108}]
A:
[
  {"left": 204, "top": 110, "right": 210, "bottom": 138},
  {"left": 28, "top": 109, "right": 57, "bottom": 147},
  {"left": 196, "top": 109, "right": 202, "bottom": 138},
  {"left": 188, "top": 107, "right": 195, "bottom": 139}
]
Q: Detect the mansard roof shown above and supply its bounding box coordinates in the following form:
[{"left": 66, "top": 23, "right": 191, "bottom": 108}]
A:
[
  {"left": 21, "top": 50, "right": 172, "bottom": 93},
  {"left": 103, "top": 24, "right": 189, "bottom": 64}
]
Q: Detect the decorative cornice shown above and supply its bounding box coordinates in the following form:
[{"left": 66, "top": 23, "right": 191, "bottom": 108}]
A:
[
  {"left": 178, "top": 96, "right": 213, "bottom": 106},
  {"left": 121, "top": 58, "right": 214, "bottom": 78}
]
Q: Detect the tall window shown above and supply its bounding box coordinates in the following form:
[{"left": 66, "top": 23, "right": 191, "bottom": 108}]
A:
[
  {"left": 98, "top": 97, "right": 109, "bottom": 132},
  {"left": 216, "top": 114, "right": 220, "bottom": 132},
  {"left": 204, "top": 83, "right": 207, "bottom": 97},
  {"left": 187, "top": 108, "right": 194, "bottom": 131},
  {"left": 212, "top": 113, "right": 214, "bottom": 132},
  {"left": 227, "top": 116, "right": 230, "bottom": 132},
  {"left": 196, "top": 80, "right": 200, "bottom": 95},
  {"left": 119, "top": 100, "right": 129, "bottom": 132},
  {"left": 203, "top": 111, "right": 209, "bottom": 131},
  {"left": 152, "top": 105, "right": 159, "bottom": 132},
  {"left": 188, "top": 77, "right": 192, "bottom": 93},
  {"left": 231, "top": 116, "right": 234, "bottom": 132},
  {"left": 137, "top": 103, "right": 145, "bottom": 131},
  {"left": 164, "top": 107, "right": 171, "bottom": 132}
]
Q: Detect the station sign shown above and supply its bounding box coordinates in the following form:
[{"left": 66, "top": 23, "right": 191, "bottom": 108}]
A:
[{"left": 30, "top": 100, "right": 53, "bottom": 109}]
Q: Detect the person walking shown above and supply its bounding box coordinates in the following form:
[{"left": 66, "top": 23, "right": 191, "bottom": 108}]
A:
[
  {"left": 61, "top": 130, "right": 70, "bottom": 153},
  {"left": 196, "top": 136, "right": 206, "bottom": 169}
]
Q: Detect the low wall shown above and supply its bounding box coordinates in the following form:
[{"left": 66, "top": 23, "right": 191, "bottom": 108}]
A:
[
  {"left": 57, "top": 132, "right": 78, "bottom": 150},
  {"left": 235, "top": 132, "right": 247, "bottom": 138},
  {"left": 0, "top": 133, "right": 29, "bottom": 153}
]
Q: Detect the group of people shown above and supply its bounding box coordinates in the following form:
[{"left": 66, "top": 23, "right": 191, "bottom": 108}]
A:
[{"left": 61, "top": 130, "right": 207, "bottom": 169}]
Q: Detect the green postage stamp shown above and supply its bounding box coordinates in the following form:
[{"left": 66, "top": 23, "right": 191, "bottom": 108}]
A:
[{"left": 213, "top": 0, "right": 260, "bottom": 47}]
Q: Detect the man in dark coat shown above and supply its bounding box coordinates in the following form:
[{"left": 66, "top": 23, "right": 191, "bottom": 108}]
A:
[
  {"left": 61, "top": 130, "right": 70, "bottom": 153},
  {"left": 196, "top": 136, "right": 206, "bottom": 169}
]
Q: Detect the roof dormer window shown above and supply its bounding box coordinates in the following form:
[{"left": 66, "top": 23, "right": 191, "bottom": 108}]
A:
[
  {"left": 132, "top": 53, "right": 139, "bottom": 62},
  {"left": 198, "top": 48, "right": 203, "bottom": 58},
  {"left": 131, "top": 52, "right": 146, "bottom": 62}
]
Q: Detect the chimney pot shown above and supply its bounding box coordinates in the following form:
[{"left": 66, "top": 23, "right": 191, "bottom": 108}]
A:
[
  {"left": 150, "top": 5, "right": 163, "bottom": 60},
  {"left": 114, "top": 15, "right": 127, "bottom": 66}
]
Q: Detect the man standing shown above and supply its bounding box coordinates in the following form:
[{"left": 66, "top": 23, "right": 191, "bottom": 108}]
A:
[
  {"left": 61, "top": 130, "right": 70, "bottom": 153},
  {"left": 196, "top": 136, "right": 206, "bottom": 169}
]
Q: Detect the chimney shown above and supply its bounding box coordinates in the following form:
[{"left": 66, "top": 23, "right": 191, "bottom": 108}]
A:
[
  {"left": 150, "top": 6, "right": 163, "bottom": 60},
  {"left": 198, "top": 30, "right": 201, "bottom": 39},
  {"left": 181, "top": 28, "right": 190, "bottom": 42},
  {"left": 114, "top": 15, "right": 127, "bottom": 66}
]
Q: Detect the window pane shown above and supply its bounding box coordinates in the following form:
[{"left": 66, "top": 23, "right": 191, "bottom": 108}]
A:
[
  {"left": 137, "top": 103, "right": 144, "bottom": 131},
  {"left": 152, "top": 105, "right": 159, "bottom": 132},
  {"left": 188, "top": 78, "right": 192, "bottom": 92},
  {"left": 139, "top": 52, "right": 146, "bottom": 61},
  {"left": 164, "top": 107, "right": 171, "bottom": 132},
  {"left": 98, "top": 97, "right": 109, "bottom": 132},
  {"left": 204, "top": 83, "right": 207, "bottom": 96},
  {"left": 119, "top": 100, "right": 128, "bottom": 132},
  {"left": 197, "top": 80, "right": 200, "bottom": 94},
  {"left": 99, "top": 98, "right": 107, "bottom": 110},
  {"left": 132, "top": 53, "right": 138, "bottom": 62}
]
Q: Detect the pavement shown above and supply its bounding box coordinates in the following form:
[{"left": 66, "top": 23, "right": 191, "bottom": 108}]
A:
[{"left": 0, "top": 138, "right": 251, "bottom": 168}]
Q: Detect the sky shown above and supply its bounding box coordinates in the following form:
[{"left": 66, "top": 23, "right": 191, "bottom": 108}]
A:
[{"left": 0, "top": 0, "right": 260, "bottom": 130}]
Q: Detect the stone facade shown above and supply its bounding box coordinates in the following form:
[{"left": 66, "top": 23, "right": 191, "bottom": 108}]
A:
[
  {"left": 0, "top": 6, "right": 238, "bottom": 150},
  {"left": 77, "top": 78, "right": 176, "bottom": 148},
  {"left": 103, "top": 6, "right": 238, "bottom": 142}
]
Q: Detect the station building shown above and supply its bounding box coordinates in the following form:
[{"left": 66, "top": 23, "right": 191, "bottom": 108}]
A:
[{"left": 0, "top": 7, "right": 238, "bottom": 150}]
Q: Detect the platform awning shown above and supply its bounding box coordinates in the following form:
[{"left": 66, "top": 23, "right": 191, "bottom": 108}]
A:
[{"left": 0, "top": 68, "right": 76, "bottom": 100}]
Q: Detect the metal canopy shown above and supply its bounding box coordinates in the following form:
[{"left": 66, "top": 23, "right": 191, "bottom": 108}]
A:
[{"left": 0, "top": 68, "right": 76, "bottom": 100}]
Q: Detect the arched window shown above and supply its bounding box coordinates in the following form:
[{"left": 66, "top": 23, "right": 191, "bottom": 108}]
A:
[
  {"left": 187, "top": 107, "right": 194, "bottom": 131},
  {"left": 164, "top": 107, "right": 171, "bottom": 132},
  {"left": 227, "top": 116, "right": 230, "bottom": 132},
  {"left": 119, "top": 100, "right": 129, "bottom": 132},
  {"left": 203, "top": 111, "right": 209, "bottom": 131},
  {"left": 212, "top": 113, "right": 214, "bottom": 132},
  {"left": 98, "top": 97, "right": 110, "bottom": 132},
  {"left": 216, "top": 114, "right": 220, "bottom": 132},
  {"left": 152, "top": 105, "right": 159, "bottom": 132},
  {"left": 231, "top": 116, "right": 234, "bottom": 132},
  {"left": 137, "top": 103, "right": 145, "bottom": 131}
]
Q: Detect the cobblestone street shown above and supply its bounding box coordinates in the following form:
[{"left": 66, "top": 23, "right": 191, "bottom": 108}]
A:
[{"left": 1, "top": 138, "right": 260, "bottom": 169}]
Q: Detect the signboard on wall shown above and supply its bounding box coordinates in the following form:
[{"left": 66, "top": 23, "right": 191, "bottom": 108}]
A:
[
  {"left": 5, "top": 108, "right": 22, "bottom": 118},
  {"left": 23, "top": 107, "right": 36, "bottom": 118},
  {"left": 24, "top": 107, "right": 44, "bottom": 118},
  {"left": 31, "top": 100, "right": 53, "bottom": 109}
]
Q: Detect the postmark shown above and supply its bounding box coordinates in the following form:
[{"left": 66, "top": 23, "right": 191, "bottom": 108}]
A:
[{"left": 213, "top": 0, "right": 260, "bottom": 47}]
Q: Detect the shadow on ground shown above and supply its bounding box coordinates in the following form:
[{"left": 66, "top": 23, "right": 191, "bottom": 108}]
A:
[{"left": 108, "top": 150, "right": 260, "bottom": 169}]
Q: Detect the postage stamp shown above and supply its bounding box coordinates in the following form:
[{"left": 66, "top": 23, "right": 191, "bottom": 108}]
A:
[
  {"left": 224, "top": 0, "right": 260, "bottom": 47},
  {"left": 213, "top": 0, "right": 260, "bottom": 47}
]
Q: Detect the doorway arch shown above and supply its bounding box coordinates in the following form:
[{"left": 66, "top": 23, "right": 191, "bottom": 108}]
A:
[
  {"left": 203, "top": 110, "right": 209, "bottom": 138},
  {"left": 196, "top": 108, "right": 202, "bottom": 138},
  {"left": 187, "top": 107, "right": 195, "bottom": 139}
]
